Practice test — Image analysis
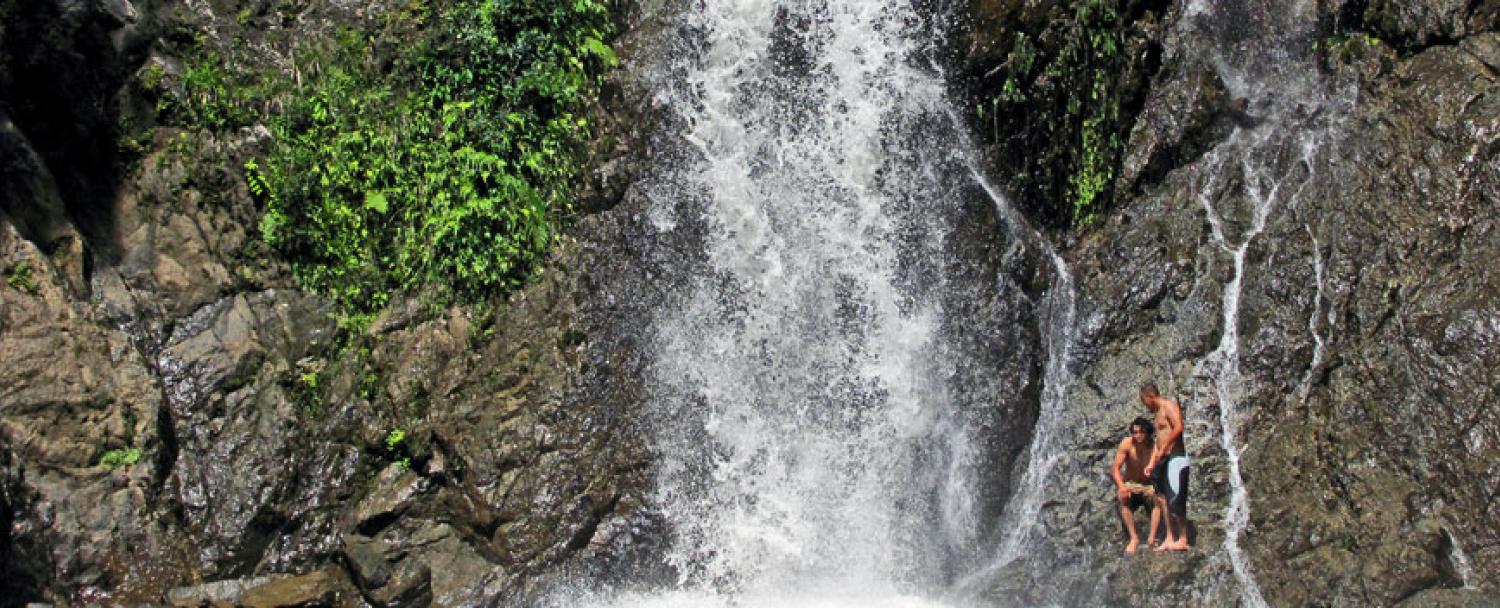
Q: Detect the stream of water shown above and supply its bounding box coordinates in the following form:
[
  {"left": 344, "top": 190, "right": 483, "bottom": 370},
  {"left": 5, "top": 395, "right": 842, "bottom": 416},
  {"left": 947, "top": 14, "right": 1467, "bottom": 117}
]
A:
[
  {"left": 599, "top": 1, "right": 990, "bottom": 605},
  {"left": 947, "top": 141, "right": 1078, "bottom": 598},
  {"left": 1182, "top": 0, "right": 1351, "bottom": 604},
  {"left": 547, "top": 0, "right": 1356, "bottom": 605}
]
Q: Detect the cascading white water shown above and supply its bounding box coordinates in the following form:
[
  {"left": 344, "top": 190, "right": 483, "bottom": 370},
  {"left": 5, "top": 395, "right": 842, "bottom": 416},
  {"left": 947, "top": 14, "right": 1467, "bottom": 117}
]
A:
[
  {"left": 547, "top": 0, "right": 1364, "bottom": 605},
  {"left": 569, "top": 1, "right": 1021, "bottom": 606},
  {"left": 1297, "top": 225, "right": 1329, "bottom": 399},
  {"left": 1194, "top": 77, "right": 1348, "bottom": 608},
  {"left": 1448, "top": 530, "right": 1479, "bottom": 590},
  {"left": 948, "top": 154, "right": 1077, "bottom": 593},
  {"left": 1184, "top": 1, "right": 1351, "bottom": 604},
  {"left": 1194, "top": 133, "right": 1308, "bottom": 608}
]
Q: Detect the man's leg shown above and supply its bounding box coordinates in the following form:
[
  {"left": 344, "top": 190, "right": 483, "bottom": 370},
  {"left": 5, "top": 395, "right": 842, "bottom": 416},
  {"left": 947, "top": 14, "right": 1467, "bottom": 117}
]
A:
[
  {"left": 1166, "top": 512, "right": 1190, "bottom": 551},
  {"left": 1119, "top": 495, "right": 1141, "bottom": 554},
  {"left": 1147, "top": 501, "right": 1162, "bottom": 547},
  {"left": 1152, "top": 493, "right": 1175, "bottom": 552},
  {"left": 1166, "top": 461, "right": 1192, "bottom": 550}
]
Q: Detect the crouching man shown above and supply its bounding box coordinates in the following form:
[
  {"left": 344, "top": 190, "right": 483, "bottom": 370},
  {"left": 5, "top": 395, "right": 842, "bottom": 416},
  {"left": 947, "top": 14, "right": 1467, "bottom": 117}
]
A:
[{"left": 1111, "top": 417, "right": 1161, "bottom": 554}]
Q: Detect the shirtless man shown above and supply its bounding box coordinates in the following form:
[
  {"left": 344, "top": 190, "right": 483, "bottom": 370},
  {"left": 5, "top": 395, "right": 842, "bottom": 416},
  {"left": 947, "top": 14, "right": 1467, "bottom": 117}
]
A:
[
  {"left": 1111, "top": 417, "right": 1161, "bottom": 554},
  {"left": 1140, "top": 382, "right": 1191, "bottom": 552}
]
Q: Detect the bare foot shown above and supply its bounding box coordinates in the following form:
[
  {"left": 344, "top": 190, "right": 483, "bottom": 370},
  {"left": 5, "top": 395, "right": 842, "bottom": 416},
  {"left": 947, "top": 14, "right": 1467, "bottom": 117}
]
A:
[
  {"left": 1125, "top": 539, "right": 1139, "bottom": 555},
  {"left": 1165, "top": 540, "right": 1191, "bottom": 552},
  {"left": 1153, "top": 540, "right": 1174, "bottom": 553}
]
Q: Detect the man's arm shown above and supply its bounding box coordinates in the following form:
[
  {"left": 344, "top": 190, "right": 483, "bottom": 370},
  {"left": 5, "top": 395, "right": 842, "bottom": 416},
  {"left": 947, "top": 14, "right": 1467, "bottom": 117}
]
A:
[
  {"left": 1147, "top": 401, "right": 1184, "bottom": 473},
  {"left": 1146, "top": 399, "right": 1182, "bottom": 477},
  {"left": 1111, "top": 440, "right": 1130, "bottom": 500}
]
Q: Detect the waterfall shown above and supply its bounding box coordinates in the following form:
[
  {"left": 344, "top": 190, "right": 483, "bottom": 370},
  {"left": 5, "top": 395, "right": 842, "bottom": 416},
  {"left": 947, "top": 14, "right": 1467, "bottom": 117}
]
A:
[
  {"left": 1447, "top": 529, "right": 1479, "bottom": 590},
  {"left": 1194, "top": 124, "right": 1331, "bottom": 608},
  {"left": 1297, "top": 224, "right": 1330, "bottom": 399},
  {"left": 1194, "top": 135, "right": 1297, "bottom": 608},
  {"left": 565, "top": 1, "right": 1027, "bottom": 605},
  {"left": 541, "top": 0, "right": 1362, "bottom": 605},
  {"left": 1181, "top": 0, "right": 1351, "bottom": 604},
  {"left": 948, "top": 143, "right": 1078, "bottom": 594}
]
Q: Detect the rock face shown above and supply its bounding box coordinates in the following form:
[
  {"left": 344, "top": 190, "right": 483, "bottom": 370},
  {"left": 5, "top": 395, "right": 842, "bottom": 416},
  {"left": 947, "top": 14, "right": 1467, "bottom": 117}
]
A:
[
  {"left": 951, "top": 0, "right": 1173, "bottom": 227},
  {"left": 0, "top": 0, "right": 671, "bottom": 605},
  {"left": 958, "top": 0, "right": 1500, "bottom": 604},
  {"left": 2, "top": 0, "right": 1498, "bottom": 606}
]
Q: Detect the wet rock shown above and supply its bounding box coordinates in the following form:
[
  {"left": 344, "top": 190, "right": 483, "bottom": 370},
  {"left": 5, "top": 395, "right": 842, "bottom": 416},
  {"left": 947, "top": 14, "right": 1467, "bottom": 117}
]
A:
[
  {"left": 1351, "top": 0, "right": 1497, "bottom": 51},
  {"left": 367, "top": 559, "right": 433, "bottom": 607},
  {"left": 1118, "top": 66, "right": 1234, "bottom": 193},
  {"left": 1, "top": 219, "right": 193, "bottom": 603},
  {"left": 165, "top": 567, "right": 361, "bottom": 608},
  {"left": 340, "top": 534, "right": 391, "bottom": 590},
  {"left": 98, "top": 126, "right": 284, "bottom": 338},
  {"left": 238, "top": 566, "right": 363, "bottom": 608},
  {"left": 0, "top": 435, "right": 48, "bottom": 603},
  {"left": 167, "top": 575, "right": 280, "bottom": 607},
  {"left": 347, "top": 465, "right": 426, "bottom": 535},
  {"left": 157, "top": 290, "right": 347, "bottom": 576},
  {"left": 1002, "top": 20, "right": 1500, "bottom": 608},
  {"left": 1397, "top": 588, "right": 1500, "bottom": 608}
]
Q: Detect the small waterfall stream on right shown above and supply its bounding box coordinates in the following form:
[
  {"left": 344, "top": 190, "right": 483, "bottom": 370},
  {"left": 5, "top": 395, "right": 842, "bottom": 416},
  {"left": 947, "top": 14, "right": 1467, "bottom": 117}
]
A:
[
  {"left": 950, "top": 0, "right": 1356, "bottom": 604},
  {"left": 1165, "top": 0, "right": 1352, "bottom": 605}
]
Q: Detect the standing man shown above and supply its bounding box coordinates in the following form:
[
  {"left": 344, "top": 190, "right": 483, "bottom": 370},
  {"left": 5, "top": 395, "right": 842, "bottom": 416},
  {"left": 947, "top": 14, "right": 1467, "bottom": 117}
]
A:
[
  {"left": 1111, "top": 417, "right": 1161, "bottom": 554},
  {"left": 1141, "top": 382, "right": 1191, "bottom": 552}
]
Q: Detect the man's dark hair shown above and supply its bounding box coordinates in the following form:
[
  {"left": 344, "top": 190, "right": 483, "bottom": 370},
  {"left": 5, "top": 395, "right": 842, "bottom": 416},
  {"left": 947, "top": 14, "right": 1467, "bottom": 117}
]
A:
[
  {"left": 1131, "top": 417, "right": 1154, "bottom": 436},
  {"left": 1139, "top": 382, "right": 1159, "bottom": 397}
]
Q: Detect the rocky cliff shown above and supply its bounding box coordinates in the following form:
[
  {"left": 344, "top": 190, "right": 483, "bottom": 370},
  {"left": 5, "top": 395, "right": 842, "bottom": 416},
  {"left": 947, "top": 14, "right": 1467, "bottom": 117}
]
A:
[
  {"left": 955, "top": 0, "right": 1500, "bottom": 605},
  {"left": 1, "top": 0, "right": 1497, "bottom": 606},
  {"left": 1, "top": 0, "right": 674, "bottom": 604}
]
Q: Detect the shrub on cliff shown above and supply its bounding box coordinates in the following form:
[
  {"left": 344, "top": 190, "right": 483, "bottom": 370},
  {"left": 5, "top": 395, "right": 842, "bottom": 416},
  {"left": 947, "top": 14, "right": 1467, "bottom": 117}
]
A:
[{"left": 248, "top": 0, "right": 616, "bottom": 315}]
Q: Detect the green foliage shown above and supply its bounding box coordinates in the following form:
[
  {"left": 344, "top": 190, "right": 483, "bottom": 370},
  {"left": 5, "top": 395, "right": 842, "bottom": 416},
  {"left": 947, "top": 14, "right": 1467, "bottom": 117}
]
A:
[
  {"left": 141, "top": 62, "right": 168, "bottom": 91},
  {"left": 385, "top": 428, "right": 411, "bottom": 470},
  {"left": 173, "top": 53, "right": 267, "bottom": 130},
  {"left": 1315, "top": 32, "right": 1384, "bottom": 62},
  {"left": 289, "top": 362, "right": 325, "bottom": 414},
  {"left": 245, "top": 158, "right": 272, "bottom": 199},
  {"left": 385, "top": 428, "right": 407, "bottom": 451},
  {"left": 1071, "top": 114, "right": 1112, "bottom": 223},
  {"left": 253, "top": 0, "right": 616, "bottom": 314},
  {"left": 99, "top": 447, "right": 142, "bottom": 469},
  {"left": 978, "top": 0, "right": 1138, "bottom": 227},
  {"left": 5, "top": 260, "right": 37, "bottom": 294},
  {"left": 359, "top": 368, "right": 382, "bottom": 401}
]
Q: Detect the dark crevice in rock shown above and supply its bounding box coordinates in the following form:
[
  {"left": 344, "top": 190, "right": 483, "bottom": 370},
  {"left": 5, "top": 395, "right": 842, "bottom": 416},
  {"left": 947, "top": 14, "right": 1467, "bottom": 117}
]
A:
[
  {"left": 564, "top": 492, "right": 622, "bottom": 553},
  {"left": 1329, "top": 0, "right": 1496, "bottom": 57},
  {"left": 150, "top": 399, "right": 178, "bottom": 498},
  {"left": 0, "top": 0, "right": 157, "bottom": 268},
  {"left": 0, "top": 446, "right": 49, "bottom": 606},
  {"left": 356, "top": 511, "right": 401, "bottom": 538},
  {"left": 228, "top": 508, "right": 291, "bottom": 578}
]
